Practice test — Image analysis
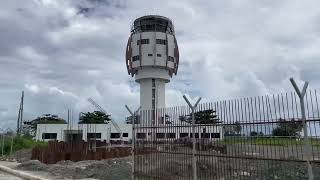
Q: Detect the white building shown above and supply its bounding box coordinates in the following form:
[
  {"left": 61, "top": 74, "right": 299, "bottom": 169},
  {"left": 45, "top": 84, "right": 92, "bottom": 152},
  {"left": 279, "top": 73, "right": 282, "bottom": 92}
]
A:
[
  {"left": 35, "top": 123, "right": 223, "bottom": 142},
  {"left": 35, "top": 123, "right": 132, "bottom": 142}
]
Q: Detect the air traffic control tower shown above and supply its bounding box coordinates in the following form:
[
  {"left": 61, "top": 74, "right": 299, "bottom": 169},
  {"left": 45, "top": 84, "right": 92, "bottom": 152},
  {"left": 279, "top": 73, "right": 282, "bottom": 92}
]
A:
[{"left": 125, "top": 15, "right": 179, "bottom": 110}]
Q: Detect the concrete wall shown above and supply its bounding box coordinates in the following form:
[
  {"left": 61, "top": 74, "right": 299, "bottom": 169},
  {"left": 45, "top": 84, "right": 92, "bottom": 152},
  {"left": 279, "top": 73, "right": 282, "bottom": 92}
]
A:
[{"left": 138, "top": 78, "right": 166, "bottom": 110}]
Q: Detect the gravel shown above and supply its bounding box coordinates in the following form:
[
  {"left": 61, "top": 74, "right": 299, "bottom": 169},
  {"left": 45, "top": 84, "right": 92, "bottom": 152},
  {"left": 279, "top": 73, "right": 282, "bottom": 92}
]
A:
[
  {"left": 6, "top": 149, "right": 32, "bottom": 163},
  {"left": 16, "top": 157, "right": 132, "bottom": 180}
]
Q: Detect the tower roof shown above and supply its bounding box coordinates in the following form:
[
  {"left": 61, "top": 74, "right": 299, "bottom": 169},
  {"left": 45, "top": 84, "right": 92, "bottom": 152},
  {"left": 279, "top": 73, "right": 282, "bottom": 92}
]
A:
[{"left": 131, "top": 15, "right": 174, "bottom": 34}]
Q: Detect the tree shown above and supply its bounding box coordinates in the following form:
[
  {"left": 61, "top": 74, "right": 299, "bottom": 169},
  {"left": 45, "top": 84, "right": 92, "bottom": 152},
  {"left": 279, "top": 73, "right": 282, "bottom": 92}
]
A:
[
  {"left": 259, "top": 132, "right": 264, "bottom": 136},
  {"left": 179, "top": 109, "right": 220, "bottom": 124},
  {"left": 223, "top": 122, "right": 242, "bottom": 136},
  {"left": 272, "top": 118, "right": 303, "bottom": 137},
  {"left": 126, "top": 114, "right": 140, "bottom": 124},
  {"left": 250, "top": 131, "right": 258, "bottom": 136},
  {"left": 159, "top": 114, "right": 172, "bottom": 124},
  {"left": 79, "top": 111, "right": 111, "bottom": 124},
  {"left": 223, "top": 125, "right": 235, "bottom": 136},
  {"left": 233, "top": 121, "right": 242, "bottom": 135},
  {"left": 24, "top": 114, "right": 66, "bottom": 136}
]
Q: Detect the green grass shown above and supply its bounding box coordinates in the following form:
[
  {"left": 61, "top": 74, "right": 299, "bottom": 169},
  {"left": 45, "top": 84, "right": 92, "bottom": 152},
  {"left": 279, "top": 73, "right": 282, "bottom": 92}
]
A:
[
  {"left": 0, "top": 135, "right": 47, "bottom": 156},
  {"left": 220, "top": 136, "right": 320, "bottom": 146}
]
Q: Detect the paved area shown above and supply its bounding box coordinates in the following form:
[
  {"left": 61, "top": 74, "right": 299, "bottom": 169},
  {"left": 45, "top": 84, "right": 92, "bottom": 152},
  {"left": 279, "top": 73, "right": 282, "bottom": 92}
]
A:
[{"left": 0, "top": 171, "right": 22, "bottom": 180}]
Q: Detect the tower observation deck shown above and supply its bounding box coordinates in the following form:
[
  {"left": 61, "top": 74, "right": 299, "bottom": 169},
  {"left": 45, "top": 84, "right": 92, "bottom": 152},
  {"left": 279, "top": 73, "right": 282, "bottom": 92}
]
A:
[{"left": 125, "top": 15, "right": 179, "bottom": 111}]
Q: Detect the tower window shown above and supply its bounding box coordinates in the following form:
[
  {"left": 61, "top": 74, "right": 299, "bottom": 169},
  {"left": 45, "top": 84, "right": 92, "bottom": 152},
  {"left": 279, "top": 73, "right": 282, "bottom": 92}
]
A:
[
  {"left": 157, "top": 54, "right": 161, "bottom": 57},
  {"left": 148, "top": 54, "right": 153, "bottom": 56},
  {"left": 152, "top": 79, "right": 155, "bottom": 87},
  {"left": 152, "top": 99, "right": 155, "bottom": 109},
  {"left": 152, "top": 89, "right": 155, "bottom": 98},
  {"left": 132, "top": 55, "right": 140, "bottom": 61},
  {"left": 137, "top": 39, "right": 149, "bottom": 45},
  {"left": 168, "top": 56, "right": 174, "bottom": 62},
  {"left": 156, "top": 39, "right": 166, "bottom": 45}
]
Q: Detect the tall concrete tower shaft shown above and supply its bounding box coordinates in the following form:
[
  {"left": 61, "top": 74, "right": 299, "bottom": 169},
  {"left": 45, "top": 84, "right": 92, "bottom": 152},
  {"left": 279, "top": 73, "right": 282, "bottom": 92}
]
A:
[{"left": 125, "top": 15, "right": 179, "bottom": 111}]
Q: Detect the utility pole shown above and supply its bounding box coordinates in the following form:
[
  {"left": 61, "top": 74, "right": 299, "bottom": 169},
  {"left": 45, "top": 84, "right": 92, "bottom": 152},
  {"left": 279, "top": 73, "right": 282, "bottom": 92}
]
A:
[{"left": 17, "top": 91, "right": 24, "bottom": 135}]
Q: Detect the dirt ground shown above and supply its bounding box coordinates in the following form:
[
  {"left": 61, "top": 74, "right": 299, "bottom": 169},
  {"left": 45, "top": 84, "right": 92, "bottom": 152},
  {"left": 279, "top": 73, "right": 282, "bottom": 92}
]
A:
[
  {"left": 15, "top": 157, "right": 132, "bottom": 180},
  {"left": 134, "top": 144, "right": 320, "bottom": 180},
  {"left": 4, "top": 143, "right": 320, "bottom": 180}
]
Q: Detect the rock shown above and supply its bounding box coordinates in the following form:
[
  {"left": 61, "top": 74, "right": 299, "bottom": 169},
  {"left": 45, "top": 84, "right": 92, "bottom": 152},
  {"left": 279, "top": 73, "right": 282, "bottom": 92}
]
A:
[{"left": 16, "top": 160, "right": 48, "bottom": 171}]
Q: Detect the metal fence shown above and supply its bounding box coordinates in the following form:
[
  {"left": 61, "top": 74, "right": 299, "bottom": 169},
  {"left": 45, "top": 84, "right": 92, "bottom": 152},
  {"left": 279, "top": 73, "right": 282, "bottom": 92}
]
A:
[
  {"left": 129, "top": 83, "right": 320, "bottom": 179},
  {"left": 0, "top": 128, "right": 16, "bottom": 160}
]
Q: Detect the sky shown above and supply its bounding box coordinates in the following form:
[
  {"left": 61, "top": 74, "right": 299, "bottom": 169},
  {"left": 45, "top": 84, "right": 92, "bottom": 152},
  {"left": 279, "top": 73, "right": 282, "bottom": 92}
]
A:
[{"left": 0, "top": 0, "right": 320, "bottom": 129}]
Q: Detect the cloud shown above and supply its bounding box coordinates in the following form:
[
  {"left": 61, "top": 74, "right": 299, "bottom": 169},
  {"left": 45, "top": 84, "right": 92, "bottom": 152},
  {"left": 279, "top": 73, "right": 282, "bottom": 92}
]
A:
[{"left": 0, "top": 0, "right": 319, "bottom": 130}]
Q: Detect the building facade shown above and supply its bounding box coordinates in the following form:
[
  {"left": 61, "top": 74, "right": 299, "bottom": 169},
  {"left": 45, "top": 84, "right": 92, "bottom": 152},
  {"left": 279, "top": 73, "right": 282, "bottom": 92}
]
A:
[
  {"left": 36, "top": 123, "right": 222, "bottom": 142},
  {"left": 35, "top": 123, "right": 132, "bottom": 142}
]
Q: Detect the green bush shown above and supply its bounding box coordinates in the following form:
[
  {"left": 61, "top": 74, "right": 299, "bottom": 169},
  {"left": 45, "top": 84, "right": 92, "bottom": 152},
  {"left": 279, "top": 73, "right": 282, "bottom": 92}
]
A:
[{"left": 0, "top": 135, "right": 47, "bottom": 156}]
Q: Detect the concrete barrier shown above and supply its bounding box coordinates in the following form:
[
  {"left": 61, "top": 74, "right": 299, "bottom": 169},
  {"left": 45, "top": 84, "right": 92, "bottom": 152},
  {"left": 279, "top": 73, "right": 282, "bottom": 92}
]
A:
[{"left": 0, "top": 164, "right": 49, "bottom": 180}]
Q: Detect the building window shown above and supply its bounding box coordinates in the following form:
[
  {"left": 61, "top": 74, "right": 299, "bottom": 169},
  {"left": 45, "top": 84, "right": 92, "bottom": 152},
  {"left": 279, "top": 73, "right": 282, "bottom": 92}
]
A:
[
  {"left": 179, "top": 133, "right": 189, "bottom": 138},
  {"left": 156, "top": 39, "right": 166, "bottom": 45},
  {"left": 152, "top": 99, "right": 155, "bottom": 109},
  {"left": 157, "top": 54, "right": 162, "bottom": 57},
  {"left": 148, "top": 54, "right": 153, "bottom": 56},
  {"left": 167, "top": 133, "right": 176, "bottom": 139},
  {"left": 132, "top": 55, "right": 140, "bottom": 61},
  {"left": 211, "top": 133, "right": 220, "bottom": 138},
  {"left": 152, "top": 89, "right": 155, "bottom": 98},
  {"left": 123, "top": 133, "right": 129, "bottom": 137},
  {"left": 152, "top": 79, "right": 155, "bottom": 87},
  {"left": 42, "top": 133, "right": 57, "bottom": 140},
  {"left": 190, "top": 133, "right": 199, "bottom": 138},
  {"left": 201, "top": 133, "right": 210, "bottom": 138},
  {"left": 168, "top": 56, "right": 174, "bottom": 62},
  {"left": 137, "top": 39, "right": 149, "bottom": 45},
  {"left": 156, "top": 133, "right": 165, "bottom": 139},
  {"left": 87, "top": 133, "right": 101, "bottom": 139},
  {"left": 136, "top": 133, "right": 146, "bottom": 139},
  {"left": 111, "top": 133, "right": 121, "bottom": 138}
]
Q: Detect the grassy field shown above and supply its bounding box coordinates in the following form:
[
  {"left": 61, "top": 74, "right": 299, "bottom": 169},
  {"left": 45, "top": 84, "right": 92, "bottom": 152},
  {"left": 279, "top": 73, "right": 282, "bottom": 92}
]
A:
[
  {"left": 221, "top": 136, "right": 320, "bottom": 146},
  {"left": 0, "top": 135, "right": 47, "bottom": 156}
]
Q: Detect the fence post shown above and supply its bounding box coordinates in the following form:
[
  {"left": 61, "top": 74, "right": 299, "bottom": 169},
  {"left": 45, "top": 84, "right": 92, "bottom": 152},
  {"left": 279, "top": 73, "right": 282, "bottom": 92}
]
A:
[
  {"left": 290, "top": 77, "right": 313, "bottom": 180},
  {"left": 125, "top": 105, "right": 141, "bottom": 180},
  {"left": 183, "top": 95, "right": 202, "bottom": 180},
  {"left": 1, "top": 133, "right": 4, "bottom": 157},
  {"left": 10, "top": 135, "right": 13, "bottom": 156}
]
